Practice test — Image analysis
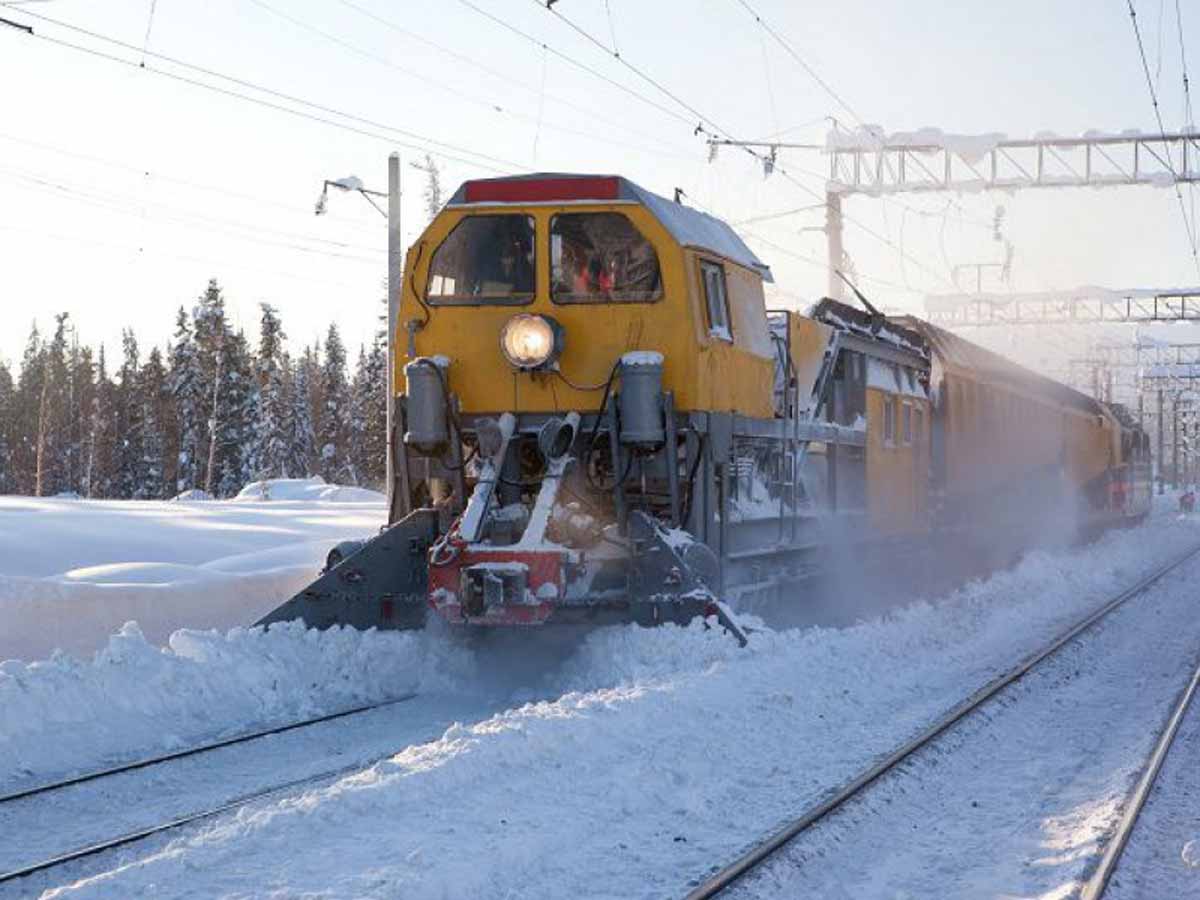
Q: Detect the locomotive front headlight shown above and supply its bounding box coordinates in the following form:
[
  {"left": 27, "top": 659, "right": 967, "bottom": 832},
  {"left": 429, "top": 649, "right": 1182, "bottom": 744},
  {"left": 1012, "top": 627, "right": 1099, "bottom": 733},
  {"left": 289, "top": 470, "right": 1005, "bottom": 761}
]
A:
[{"left": 500, "top": 314, "right": 563, "bottom": 370}]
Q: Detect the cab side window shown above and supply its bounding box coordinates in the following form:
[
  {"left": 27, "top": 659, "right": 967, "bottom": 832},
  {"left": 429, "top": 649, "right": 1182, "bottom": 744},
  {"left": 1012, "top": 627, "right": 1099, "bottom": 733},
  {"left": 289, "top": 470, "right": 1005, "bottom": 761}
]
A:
[{"left": 700, "top": 260, "right": 732, "bottom": 341}]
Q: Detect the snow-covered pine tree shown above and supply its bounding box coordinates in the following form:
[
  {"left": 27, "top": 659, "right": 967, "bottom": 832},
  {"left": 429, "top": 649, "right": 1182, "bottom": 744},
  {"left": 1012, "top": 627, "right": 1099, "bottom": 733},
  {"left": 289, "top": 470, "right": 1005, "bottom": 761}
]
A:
[
  {"left": 193, "top": 280, "right": 229, "bottom": 496},
  {"left": 86, "top": 345, "right": 119, "bottom": 498},
  {"left": 11, "top": 324, "right": 45, "bottom": 496},
  {"left": 114, "top": 329, "right": 144, "bottom": 499},
  {"left": 72, "top": 345, "right": 97, "bottom": 499},
  {"left": 0, "top": 360, "right": 14, "bottom": 494},
  {"left": 302, "top": 340, "right": 324, "bottom": 457},
  {"left": 348, "top": 345, "right": 370, "bottom": 487},
  {"left": 317, "top": 324, "right": 351, "bottom": 484},
  {"left": 421, "top": 153, "right": 443, "bottom": 222},
  {"left": 287, "top": 352, "right": 317, "bottom": 478},
  {"left": 169, "top": 305, "right": 204, "bottom": 493},
  {"left": 139, "top": 346, "right": 169, "bottom": 499},
  {"left": 37, "top": 313, "right": 72, "bottom": 496},
  {"left": 250, "top": 303, "right": 290, "bottom": 481},
  {"left": 358, "top": 328, "right": 388, "bottom": 489},
  {"left": 65, "top": 331, "right": 89, "bottom": 494},
  {"left": 216, "top": 330, "right": 256, "bottom": 498}
]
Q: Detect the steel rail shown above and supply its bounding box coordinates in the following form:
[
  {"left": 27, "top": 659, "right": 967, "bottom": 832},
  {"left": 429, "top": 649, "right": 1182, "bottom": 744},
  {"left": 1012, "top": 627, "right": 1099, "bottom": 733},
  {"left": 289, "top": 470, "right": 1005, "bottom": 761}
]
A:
[
  {"left": 1078, "top": 652, "right": 1200, "bottom": 899},
  {"left": 685, "top": 542, "right": 1200, "bottom": 899},
  {"left": 0, "top": 693, "right": 417, "bottom": 806},
  {"left": 0, "top": 693, "right": 419, "bottom": 886}
]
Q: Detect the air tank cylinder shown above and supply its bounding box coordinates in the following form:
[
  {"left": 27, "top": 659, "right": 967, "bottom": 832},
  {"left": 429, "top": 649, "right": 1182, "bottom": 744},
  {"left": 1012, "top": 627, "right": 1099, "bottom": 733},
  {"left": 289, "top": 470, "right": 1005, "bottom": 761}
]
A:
[
  {"left": 618, "top": 351, "right": 665, "bottom": 449},
  {"left": 404, "top": 356, "right": 451, "bottom": 455}
]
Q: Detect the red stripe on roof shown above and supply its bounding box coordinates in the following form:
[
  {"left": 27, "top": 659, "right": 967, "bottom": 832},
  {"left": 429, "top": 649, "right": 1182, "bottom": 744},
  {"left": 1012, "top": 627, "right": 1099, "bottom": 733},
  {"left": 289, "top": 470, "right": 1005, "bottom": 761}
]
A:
[{"left": 463, "top": 176, "right": 620, "bottom": 203}]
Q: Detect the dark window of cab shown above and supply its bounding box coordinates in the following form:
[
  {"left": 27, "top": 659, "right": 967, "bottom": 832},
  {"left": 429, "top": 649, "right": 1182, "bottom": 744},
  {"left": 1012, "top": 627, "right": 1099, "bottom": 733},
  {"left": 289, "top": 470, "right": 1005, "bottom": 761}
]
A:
[
  {"left": 426, "top": 214, "right": 536, "bottom": 305},
  {"left": 550, "top": 212, "right": 662, "bottom": 303}
]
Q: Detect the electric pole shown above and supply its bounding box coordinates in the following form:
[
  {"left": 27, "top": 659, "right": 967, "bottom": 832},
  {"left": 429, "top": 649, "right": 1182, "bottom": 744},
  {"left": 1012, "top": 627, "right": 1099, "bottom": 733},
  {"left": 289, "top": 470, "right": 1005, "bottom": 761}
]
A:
[{"left": 387, "top": 153, "right": 402, "bottom": 519}]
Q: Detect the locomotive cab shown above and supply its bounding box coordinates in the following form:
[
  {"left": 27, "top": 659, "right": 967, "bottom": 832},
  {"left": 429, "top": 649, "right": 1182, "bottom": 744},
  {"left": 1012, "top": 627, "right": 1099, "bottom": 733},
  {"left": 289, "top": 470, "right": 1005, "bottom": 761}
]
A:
[{"left": 396, "top": 174, "right": 776, "bottom": 425}]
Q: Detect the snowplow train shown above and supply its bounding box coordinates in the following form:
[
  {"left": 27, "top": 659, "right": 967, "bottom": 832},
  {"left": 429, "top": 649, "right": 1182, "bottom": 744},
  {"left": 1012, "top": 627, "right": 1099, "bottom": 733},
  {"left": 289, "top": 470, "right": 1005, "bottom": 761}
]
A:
[{"left": 258, "top": 173, "right": 1153, "bottom": 642}]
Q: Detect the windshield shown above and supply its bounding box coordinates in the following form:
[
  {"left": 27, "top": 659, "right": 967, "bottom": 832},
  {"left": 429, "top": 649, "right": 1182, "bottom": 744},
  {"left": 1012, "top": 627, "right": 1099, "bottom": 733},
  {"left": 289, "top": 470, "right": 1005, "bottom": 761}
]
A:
[
  {"left": 426, "top": 214, "right": 535, "bottom": 305},
  {"left": 550, "top": 212, "right": 662, "bottom": 303}
]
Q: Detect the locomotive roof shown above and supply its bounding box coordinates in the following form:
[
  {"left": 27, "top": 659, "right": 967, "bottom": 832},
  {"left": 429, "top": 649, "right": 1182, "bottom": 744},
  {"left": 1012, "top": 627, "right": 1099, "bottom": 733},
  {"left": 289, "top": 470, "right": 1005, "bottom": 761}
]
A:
[
  {"left": 890, "top": 315, "right": 1105, "bottom": 415},
  {"left": 447, "top": 174, "right": 773, "bottom": 282}
]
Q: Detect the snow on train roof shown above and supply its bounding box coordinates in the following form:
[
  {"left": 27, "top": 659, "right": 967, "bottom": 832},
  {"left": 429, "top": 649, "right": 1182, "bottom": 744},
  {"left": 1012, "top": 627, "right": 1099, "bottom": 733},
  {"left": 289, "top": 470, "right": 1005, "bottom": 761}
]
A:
[
  {"left": 891, "top": 314, "right": 1105, "bottom": 414},
  {"left": 447, "top": 174, "right": 773, "bottom": 282}
]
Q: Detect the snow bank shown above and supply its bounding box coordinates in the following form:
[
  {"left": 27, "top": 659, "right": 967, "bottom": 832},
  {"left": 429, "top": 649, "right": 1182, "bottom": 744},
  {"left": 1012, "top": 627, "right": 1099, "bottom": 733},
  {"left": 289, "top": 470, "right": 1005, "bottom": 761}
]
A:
[
  {"left": 0, "top": 495, "right": 384, "bottom": 661},
  {"left": 46, "top": 507, "right": 1200, "bottom": 898},
  {"left": 0, "top": 621, "right": 440, "bottom": 794},
  {"left": 234, "top": 476, "right": 384, "bottom": 503}
]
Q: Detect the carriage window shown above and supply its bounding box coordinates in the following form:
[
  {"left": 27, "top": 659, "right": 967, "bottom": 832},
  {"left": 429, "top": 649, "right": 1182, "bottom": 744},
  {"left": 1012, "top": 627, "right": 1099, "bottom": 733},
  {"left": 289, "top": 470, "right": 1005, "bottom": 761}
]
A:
[
  {"left": 700, "top": 260, "right": 732, "bottom": 341},
  {"left": 426, "top": 214, "right": 535, "bottom": 305},
  {"left": 550, "top": 213, "right": 662, "bottom": 303}
]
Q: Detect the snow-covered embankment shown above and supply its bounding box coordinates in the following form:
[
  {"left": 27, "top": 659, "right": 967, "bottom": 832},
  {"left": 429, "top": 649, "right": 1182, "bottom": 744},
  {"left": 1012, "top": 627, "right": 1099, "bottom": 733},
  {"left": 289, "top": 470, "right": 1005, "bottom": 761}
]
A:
[
  {"left": 35, "top": 504, "right": 1200, "bottom": 898},
  {"left": 0, "top": 479, "right": 385, "bottom": 661}
]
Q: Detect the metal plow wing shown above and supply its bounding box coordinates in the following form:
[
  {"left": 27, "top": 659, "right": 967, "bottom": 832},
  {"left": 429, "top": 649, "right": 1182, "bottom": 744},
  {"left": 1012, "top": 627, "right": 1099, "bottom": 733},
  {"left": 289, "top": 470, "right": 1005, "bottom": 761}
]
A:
[{"left": 256, "top": 510, "right": 439, "bottom": 632}]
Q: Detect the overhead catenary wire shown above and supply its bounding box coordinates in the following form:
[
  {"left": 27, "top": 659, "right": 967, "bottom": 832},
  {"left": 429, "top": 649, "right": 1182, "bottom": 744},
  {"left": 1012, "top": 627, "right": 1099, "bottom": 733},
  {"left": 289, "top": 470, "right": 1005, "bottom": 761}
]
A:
[
  {"left": 453, "top": 0, "right": 697, "bottom": 130},
  {"left": 250, "top": 0, "right": 693, "bottom": 163},
  {"left": 0, "top": 166, "right": 384, "bottom": 262},
  {"left": 332, "top": 0, "right": 691, "bottom": 158},
  {"left": 731, "top": 0, "right": 864, "bottom": 128},
  {"left": 0, "top": 220, "right": 366, "bottom": 289},
  {"left": 743, "top": 229, "right": 919, "bottom": 294},
  {"left": 1127, "top": 0, "right": 1200, "bottom": 278},
  {"left": 4, "top": 7, "right": 520, "bottom": 173},
  {"left": 0, "top": 132, "right": 384, "bottom": 234}
]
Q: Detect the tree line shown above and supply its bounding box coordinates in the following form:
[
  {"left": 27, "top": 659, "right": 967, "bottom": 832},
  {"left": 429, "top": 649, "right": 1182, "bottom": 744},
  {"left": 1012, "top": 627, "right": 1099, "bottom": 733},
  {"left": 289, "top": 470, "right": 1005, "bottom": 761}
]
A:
[{"left": 0, "top": 279, "right": 388, "bottom": 499}]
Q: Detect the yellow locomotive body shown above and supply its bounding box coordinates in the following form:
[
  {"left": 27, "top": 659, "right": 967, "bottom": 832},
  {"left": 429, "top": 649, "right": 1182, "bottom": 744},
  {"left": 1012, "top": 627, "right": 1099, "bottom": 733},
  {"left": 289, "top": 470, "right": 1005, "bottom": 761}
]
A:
[{"left": 261, "top": 172, "right": 1152, "bottom": 640}]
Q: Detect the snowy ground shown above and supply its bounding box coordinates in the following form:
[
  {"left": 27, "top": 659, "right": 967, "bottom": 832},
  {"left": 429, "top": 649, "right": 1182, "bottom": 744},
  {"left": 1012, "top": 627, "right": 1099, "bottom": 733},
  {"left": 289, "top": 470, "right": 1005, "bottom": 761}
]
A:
[
  {"left": 0, "top": 478, "right": 384, "bottom": 661},
  {"left": 5, "top": 497, "right": 1199, "bottom": 898}
]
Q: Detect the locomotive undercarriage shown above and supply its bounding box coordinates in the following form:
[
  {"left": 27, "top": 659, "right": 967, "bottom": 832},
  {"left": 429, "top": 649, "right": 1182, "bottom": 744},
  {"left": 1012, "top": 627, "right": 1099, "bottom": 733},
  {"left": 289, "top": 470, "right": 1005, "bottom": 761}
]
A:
[{"left": 258, "top": 371, "right": 868, "bottom": 643}]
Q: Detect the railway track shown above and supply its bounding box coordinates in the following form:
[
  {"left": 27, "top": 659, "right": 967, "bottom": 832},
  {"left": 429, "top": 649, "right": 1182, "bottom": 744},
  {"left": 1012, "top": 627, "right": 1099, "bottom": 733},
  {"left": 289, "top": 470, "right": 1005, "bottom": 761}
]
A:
[
  {"left": 1078, "top": 645, "right": 1200, "bottom": 899},
  {"left": 0, "top": 693, "right": 418, "bottom": 887},
  {"left": 685, "top": 541, "right": 1200, "bottom": 899}
]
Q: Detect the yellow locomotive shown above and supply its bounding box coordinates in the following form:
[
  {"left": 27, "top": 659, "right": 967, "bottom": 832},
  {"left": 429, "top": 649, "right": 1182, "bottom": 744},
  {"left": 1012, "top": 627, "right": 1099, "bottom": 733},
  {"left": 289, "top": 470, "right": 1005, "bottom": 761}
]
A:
[{"left": 260, "top": 173, "right": 1152, "bottom": 640}]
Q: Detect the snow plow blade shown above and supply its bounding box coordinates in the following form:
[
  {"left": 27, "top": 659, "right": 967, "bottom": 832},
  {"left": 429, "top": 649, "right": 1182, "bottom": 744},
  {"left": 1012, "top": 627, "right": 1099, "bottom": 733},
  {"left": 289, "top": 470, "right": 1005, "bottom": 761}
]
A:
[{"left": 256, "top": 509, "right": 439, "bottom": 632}]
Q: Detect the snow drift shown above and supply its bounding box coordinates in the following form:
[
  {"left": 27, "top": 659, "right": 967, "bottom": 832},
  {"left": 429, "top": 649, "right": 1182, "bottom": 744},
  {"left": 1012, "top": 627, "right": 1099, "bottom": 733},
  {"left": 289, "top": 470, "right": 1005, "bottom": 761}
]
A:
[
  {"left": 234, "top": 476, "right": 384, "bottom": 504},
  {"left": 0, "top": 621, "right": 429, "bottom": 795},
  {"left": 0, "top": 488, "right": 385, "bottom": 661}
]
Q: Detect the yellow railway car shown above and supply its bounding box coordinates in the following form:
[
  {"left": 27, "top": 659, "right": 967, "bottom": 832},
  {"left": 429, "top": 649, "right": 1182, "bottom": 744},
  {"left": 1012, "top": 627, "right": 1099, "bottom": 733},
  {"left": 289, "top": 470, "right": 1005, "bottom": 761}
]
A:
[{"left": 260, "top": 172, "right": 1152, "bottom": 641}]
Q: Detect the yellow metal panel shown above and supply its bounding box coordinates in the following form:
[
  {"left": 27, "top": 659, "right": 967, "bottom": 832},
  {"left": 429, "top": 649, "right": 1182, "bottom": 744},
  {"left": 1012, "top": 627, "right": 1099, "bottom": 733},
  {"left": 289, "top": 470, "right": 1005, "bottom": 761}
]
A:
[
  {"left": 684, "top": 250, "right": 775, "bottom": 418},
  {"left": 865, "top": 387, "right": 927, "bottom": 536},
  {"left": 788, "top": 315, "right": 835, "bottom": 402}
]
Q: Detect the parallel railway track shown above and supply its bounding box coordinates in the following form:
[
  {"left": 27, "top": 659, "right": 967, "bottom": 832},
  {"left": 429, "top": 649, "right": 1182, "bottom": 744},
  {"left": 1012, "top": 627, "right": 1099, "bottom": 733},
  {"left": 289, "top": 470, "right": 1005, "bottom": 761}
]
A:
[
  {"left": 1078, "top": 646, "right": 1200, "bottom": 899},
  {"left": 0, "top": 693, "right": 417, "bottom": 887},
  {"left": 685, "top": 542, "right": 1200, "bottom": 899}
]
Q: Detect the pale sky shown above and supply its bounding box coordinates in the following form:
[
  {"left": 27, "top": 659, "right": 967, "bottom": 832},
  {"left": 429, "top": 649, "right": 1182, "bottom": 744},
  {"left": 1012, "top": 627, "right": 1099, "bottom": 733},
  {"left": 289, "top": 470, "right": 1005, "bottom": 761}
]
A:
[{"left": 2, "top": 0, "right": 1198, "bottom": 370}]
